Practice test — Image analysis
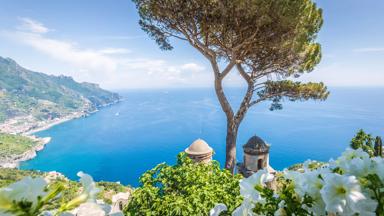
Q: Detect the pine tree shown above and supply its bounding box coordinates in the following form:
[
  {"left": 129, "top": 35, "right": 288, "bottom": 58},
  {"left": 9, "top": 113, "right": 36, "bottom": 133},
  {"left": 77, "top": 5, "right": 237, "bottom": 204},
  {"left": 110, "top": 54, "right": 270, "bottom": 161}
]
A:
[{"left": 133, "top": 0, "right": 329, "bottom": 172}]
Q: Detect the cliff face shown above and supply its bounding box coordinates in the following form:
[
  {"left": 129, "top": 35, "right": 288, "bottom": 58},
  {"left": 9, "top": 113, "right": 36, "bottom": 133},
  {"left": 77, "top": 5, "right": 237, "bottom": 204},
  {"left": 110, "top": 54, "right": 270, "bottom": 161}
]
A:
[
  {"left": 0, "top": 56, "right": 120, "bottom": 123},
  {"left": 0, "top": 136, "right": 50, "bottom": 168}
]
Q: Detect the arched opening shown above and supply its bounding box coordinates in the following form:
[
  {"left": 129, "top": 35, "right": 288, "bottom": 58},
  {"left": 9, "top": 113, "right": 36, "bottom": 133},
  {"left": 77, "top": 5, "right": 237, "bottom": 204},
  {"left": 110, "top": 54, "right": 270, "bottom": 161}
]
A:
[
  {"left": 257, "top": 159, "right": 263, "bottom": 170},
  {"left": 119, "top": 201, "right": 123, "bottom": 210}
]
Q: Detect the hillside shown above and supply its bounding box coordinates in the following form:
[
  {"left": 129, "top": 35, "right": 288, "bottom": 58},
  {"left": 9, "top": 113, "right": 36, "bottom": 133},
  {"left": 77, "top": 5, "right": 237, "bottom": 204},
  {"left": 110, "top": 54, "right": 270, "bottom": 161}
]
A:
[
  {"left": 0, "top": 132, "right": 51, "bottom": 168},
  {"left": 0, "top": 56, "right": 120, "bottom": 132}
]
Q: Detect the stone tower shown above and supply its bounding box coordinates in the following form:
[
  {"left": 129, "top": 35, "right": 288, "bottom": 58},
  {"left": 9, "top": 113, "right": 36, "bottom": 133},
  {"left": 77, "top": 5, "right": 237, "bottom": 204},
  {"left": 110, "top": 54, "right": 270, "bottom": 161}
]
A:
[
  {"left": 185, "top": 139, "right": 213, "bottom": 163},
  {"left": 237, "top": 135, "right": 275, "bottom": 177}
]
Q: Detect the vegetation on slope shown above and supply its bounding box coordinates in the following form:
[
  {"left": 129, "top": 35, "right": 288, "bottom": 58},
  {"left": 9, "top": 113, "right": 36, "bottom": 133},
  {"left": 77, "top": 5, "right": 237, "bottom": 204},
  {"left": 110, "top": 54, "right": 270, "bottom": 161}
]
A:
[
  {"left": 0, "top": 133, "right": 39, "bottom": 159},
  {"left": 0, "top": 56, "right": 120, "bottom": 123}
]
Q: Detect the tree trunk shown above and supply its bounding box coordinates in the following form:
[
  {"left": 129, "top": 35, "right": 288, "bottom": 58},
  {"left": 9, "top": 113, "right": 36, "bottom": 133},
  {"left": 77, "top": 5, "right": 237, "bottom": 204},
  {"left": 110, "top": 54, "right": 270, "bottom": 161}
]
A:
[
  {"left": 225, "top": 120, "right": 239, "bottom": 173},
  {"left": 209, "top": 61, "right": 253, "bottom": 174}
]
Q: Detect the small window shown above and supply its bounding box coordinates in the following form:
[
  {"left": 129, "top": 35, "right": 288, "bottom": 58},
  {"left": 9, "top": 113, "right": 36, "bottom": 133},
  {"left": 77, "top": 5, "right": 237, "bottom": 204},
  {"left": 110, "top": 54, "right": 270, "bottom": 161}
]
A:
[{"left": 257, "top": 159, "right": 263, "bottom": 170}]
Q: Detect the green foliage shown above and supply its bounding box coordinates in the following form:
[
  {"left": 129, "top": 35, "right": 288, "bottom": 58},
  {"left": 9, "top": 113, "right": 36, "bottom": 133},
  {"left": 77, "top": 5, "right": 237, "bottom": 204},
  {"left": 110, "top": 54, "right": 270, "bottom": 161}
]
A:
[
  {"left": 287, "top": 161, "right": 325, "bottom": 172},
  {"left": 258, "top": 81, "right": 329, "bottom": 111},
  {"left": 361, "top": 174, "right": 384, "bottom": 215},
  {"left": 0, "top": 133, "right": 39, "bottom": 158},
  {"left": 96, "top": 181, "right": 131, "bottom": 204},
  {"left": 133, "top": 0, "right": 325, "bottom": 79},
  {"left": 124, "top": 153, "right": 242, "bottom": 215},
  {"left": 350, "top": 129, "right": 375, "bottom": 157},
  {"left": 254, "top": 178, "right": 314, "bottom": 216},
  {"left": 0, "top": 57, "right": 120, "bottom": 123}
]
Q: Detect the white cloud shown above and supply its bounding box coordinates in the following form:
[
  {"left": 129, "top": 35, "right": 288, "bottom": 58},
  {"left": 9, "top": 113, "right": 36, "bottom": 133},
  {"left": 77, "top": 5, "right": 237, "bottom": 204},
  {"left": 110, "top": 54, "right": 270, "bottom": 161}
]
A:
[
  {"left": 18, "top": 17, "right": 50, "bottom": 34},
  {"left": 11, "top": 31, "right": 117, "bottom": 73},
  {"left": 181, "top": 63, "right": 205, "bottom": 72},
  {"left": 99, "top": 48, "right": 131, "bottom": 55},
  {"left": 1, "top": 18, "right": 210, "bottom": 89},
  {"left": 353, "top": 47, "right": 384, "bottom": 53},
  {"left": 97, "top": 35, "right": 146, "bottom": 40}
]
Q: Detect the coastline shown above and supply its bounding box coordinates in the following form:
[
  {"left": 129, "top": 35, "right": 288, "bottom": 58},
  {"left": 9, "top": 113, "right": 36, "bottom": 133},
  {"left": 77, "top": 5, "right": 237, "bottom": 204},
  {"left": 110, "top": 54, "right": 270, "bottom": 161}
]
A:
[
  {"left": 0, "top": 136, "right": 51, "bottom": 168},
  {"left": 0, "top": 100, "right": 120, "bottom": 168},
  {"left": 24, "top": 112, "right": 86, "bottom": 135}
]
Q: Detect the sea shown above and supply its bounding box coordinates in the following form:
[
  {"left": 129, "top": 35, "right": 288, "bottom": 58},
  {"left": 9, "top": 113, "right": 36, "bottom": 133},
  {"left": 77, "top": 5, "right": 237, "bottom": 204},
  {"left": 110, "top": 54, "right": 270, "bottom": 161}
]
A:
[{"left": 20, "top": 87, "right": 384, "bottom": 186}]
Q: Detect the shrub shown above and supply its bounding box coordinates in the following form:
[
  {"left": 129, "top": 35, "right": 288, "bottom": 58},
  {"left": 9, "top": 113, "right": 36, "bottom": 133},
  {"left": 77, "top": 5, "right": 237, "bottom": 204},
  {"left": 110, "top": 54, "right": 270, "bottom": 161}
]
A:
[
  {"left": 124, "top": 153, "right": 242, "bottom": 216},
  {"left": 350, "top": 129, "right": 375, "bottom": 156},
  {"left": 212, "top": 148, "right": 384, "bottom": 216}
]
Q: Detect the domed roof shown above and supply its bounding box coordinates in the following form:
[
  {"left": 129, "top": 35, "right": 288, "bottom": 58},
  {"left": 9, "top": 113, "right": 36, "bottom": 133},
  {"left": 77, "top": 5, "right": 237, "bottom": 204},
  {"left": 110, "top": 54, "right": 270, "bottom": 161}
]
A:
[
  {"left": 185, "top": 139, "right": 213, "bottom": 155},
  {"left": 243, "top": 135, "right": 269, "bottom": 154}
]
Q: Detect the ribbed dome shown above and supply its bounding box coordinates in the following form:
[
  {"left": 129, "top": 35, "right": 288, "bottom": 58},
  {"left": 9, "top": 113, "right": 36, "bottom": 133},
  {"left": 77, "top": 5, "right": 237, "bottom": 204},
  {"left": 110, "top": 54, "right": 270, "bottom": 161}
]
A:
[
  {"left": 243, "top": 135, "right": 269, "bottom": 154},
  {"left": 185, "top": 139, "right": 213, "bottom": 155}
]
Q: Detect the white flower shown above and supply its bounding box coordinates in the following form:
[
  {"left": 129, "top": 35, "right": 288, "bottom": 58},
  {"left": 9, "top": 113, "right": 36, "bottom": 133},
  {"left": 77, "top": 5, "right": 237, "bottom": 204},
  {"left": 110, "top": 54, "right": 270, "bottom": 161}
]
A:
[
  {"left": 300, "top": 170, "right": 326, "bottom": 215},
  {"left": 320, "top": 173, "right": 377, "bottom": 215},
  {"left": 232, "top": 198, "right": 255, "bottom": 216},
  {"left": 372, "top": 156, "right": 384, "bottom": 181},
  {"left": 302, "top": 159, "right": 316, "bottom": 171},
  {"left": 342, "top": 148, "right": 370, "bottom": 160},
  {"left": 344, "top": 156, "right": 373, "bottom": 177},
  {"left": 0, "top": 176, "right": 47, "bottom": 209},
  {"left": 284, "top": 169, "right": 326, "bottom": 215},
  {"left": 0, "top": 210, "right": 12, "bottom": 216},
  {"left": 77, "top": 171, "right": 100, "bottom": 202},
  {"left": 284, "top": 170, "right": 305, "bottom": 196},
  {"left": 109, "top": 212, "right": 125, "bottom": 216},
  {"left": 210, "top": 203, "right": 227, "bottom": 216},
  {"left": 240, "top": 169, "right": 274, "bottom": 201},
  {"left": 74, "top": 202, "right": 107, "bottom": 216},
  {"left": 354, "top": 197, "right": 378, "bottom": 216},
  {"left": 331, "top": 148, "right": 370, "bottom": 171}
]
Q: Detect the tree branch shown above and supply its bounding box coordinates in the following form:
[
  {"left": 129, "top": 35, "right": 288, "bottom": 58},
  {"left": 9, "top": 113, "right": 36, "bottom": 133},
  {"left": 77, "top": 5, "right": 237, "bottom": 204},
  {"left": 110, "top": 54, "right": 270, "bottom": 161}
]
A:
[
  {"left": 249, "top": 81, "right": 329, "bottom": 108},
  {"left": 209, "top": 60, "right": 235, "bottom": 120},
  {"left": 236, "top": 64, "right": 252, "bottom": 84},
  {"left": 249, "top": 92, "right": 291, "bottom": 107},
  {"left": 220, "top": 59, "right": 236, "bottom": 79},
  {"left": 234, "top": 83, "right": 254, "bottom": 124},
  {"left": 163, "top": 31, "right": 188, "bottom": 41}
]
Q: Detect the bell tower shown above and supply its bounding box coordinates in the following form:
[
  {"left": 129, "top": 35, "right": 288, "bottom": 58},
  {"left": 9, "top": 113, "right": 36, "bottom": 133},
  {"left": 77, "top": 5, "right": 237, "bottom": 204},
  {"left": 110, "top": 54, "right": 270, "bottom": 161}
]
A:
[{"left": 237, "top": 135, "right": 275, "bottom": 177}]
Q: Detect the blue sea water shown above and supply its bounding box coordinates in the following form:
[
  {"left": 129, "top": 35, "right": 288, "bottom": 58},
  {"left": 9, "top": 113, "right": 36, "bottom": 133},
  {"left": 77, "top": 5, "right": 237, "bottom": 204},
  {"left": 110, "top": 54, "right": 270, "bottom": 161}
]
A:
[{"left": 20, "top": 87, "right": 384, "bottom": 186}]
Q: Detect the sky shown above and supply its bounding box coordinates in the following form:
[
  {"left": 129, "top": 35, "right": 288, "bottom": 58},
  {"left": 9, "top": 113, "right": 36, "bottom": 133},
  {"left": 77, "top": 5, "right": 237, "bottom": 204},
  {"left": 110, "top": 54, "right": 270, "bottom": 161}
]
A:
[{"left": 0, "top": 0, "right": 383, "bottom": 90}]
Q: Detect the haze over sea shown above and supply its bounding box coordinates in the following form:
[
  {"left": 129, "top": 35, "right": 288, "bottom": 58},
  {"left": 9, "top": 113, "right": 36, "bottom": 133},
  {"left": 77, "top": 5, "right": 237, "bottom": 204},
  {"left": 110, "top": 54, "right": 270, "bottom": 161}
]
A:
[{"left": 21, "top": 87, "right": 384, "bottom": 186}]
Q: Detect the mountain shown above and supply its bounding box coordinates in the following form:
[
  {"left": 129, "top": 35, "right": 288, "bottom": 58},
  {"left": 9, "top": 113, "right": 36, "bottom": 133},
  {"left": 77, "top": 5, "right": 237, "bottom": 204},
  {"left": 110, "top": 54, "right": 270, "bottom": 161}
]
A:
[{"left": 0, "top": 56, "right": 120, "bottom": 123}]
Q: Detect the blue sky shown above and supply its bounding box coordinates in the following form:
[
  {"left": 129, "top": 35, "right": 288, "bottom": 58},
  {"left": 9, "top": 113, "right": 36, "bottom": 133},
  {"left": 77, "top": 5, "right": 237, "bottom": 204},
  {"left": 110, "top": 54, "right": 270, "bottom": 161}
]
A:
[{"left": 0, "top": 0, "right": 383, "bottom": 89}]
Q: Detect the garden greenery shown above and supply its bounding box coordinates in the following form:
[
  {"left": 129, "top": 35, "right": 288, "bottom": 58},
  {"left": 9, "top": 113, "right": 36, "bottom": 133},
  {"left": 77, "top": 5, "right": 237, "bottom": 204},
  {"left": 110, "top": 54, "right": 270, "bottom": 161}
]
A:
[
  {"left": 124, "top": 153, "right": 242, "bottom": 215},
  {"left": 350, "top": 129, "right": 383, "bottom": 157}
]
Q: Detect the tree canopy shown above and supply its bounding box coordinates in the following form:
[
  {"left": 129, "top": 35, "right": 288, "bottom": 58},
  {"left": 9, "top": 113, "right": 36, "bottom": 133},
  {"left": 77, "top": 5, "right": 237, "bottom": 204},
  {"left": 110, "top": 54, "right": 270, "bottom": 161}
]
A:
[{"left": 133, "top": 0, "right": 329, "bottom": 171}]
